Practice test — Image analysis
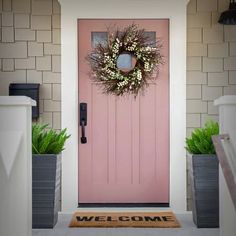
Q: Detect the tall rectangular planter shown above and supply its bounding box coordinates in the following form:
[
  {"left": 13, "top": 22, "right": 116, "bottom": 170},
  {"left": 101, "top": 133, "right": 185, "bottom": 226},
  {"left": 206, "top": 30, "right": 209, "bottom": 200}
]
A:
[
  {"left": 32, "top": 154, "right": 61, "bottom": 228},
  {"left": 188, "top": 154, "right": 219, "bottom": 228}
]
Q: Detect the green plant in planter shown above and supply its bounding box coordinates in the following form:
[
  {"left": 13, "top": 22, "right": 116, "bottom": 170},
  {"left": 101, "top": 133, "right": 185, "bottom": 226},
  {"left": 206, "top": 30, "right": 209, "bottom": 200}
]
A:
[
  {"left": 32, "top": 124, "right": 70, "bottom": 228},
  {"left": 185, "top": 121, "right": 219, "bottom": 154},
  {"left": 32, "top": 124, "right": 70, "bottom": 154},
  {"left": 186, "top": 121, "right": 220, "bottom": 228}
]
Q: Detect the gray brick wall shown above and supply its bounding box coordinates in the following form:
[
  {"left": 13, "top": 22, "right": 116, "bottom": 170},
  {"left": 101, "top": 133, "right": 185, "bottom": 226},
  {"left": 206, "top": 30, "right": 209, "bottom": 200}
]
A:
[
  {"left": 0, "top": 0, "right": 236, "bottom": 210},
  {"left": 187, "top": 0, "right": 236, "bottom": 209},
  {"left": 0, "top": 0, "right": 61, "bottom": 130}
]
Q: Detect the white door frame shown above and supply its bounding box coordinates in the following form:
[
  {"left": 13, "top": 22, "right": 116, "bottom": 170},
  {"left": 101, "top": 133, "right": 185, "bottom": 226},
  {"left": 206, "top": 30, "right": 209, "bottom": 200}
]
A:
[{"left": 59, "top": 0, "right": 189, "bottom": 212}]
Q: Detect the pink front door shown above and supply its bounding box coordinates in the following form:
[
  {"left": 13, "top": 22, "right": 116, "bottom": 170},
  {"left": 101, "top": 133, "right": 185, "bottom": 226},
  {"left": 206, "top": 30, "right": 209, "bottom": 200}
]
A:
[{"left": 78, "top": 19, "right": 169, "bottom": 204}]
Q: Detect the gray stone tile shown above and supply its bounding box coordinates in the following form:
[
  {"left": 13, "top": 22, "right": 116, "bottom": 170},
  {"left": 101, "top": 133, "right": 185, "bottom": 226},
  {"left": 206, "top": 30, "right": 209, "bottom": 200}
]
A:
[{"left": 32, "top": 213, "right": 219, "bottom": 236}]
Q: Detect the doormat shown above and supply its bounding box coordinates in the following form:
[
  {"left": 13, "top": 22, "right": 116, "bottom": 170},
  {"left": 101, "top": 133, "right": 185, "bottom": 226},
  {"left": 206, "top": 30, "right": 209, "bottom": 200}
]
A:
[{"left": 69, "top": 211, "right": 181, "bottom": 228}]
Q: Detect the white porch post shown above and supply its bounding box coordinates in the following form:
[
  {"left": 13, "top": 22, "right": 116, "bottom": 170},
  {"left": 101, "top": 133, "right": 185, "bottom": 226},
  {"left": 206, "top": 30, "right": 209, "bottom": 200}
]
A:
[
  {"left": 215, "top": 96, "right": 236, "bottom": 236},
  {"left": 0, "top": 96, "right": 36, "bottom": 236}
]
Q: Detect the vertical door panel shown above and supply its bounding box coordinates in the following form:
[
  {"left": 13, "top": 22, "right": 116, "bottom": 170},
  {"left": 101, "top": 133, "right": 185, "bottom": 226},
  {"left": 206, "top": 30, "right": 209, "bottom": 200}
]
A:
[
  {"left": 140, "top": 84, "right": 157, "bottom": 184},
  {"left": 91, "top": 84, "right": 108, "bottom": 184},
  {"left": 116, "top": 97, "right": 132, "bottom": 184}
]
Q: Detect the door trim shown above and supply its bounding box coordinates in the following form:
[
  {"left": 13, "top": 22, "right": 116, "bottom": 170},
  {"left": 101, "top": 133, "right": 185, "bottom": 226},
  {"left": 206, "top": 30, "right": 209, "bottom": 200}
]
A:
[{"left": 61, "top": 0, "right": 187, "bottom": 212}]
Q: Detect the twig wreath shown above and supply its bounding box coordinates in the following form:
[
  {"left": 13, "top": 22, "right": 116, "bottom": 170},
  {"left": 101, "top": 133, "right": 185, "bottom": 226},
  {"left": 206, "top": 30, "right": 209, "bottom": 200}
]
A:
[{"left": 87, "top": 24, "right": 164, "bottom": 96}]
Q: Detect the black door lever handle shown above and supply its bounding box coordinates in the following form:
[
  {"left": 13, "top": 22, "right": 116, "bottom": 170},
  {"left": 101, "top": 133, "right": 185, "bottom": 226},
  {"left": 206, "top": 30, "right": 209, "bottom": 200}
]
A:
[
  {"left": 80, "top": 103, "right": 87, "bottom": 144},
  {"left": 81, "top": 120, "right": 87, "bottom": 144}
]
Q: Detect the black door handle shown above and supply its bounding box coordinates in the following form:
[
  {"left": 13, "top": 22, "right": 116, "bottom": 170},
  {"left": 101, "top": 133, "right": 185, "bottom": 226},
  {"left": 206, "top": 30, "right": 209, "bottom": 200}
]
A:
[
  {"left": 81, "top": 120, "right": 87, "bottom": 144},
  {"left": 80, "top": 103, "right": 87, "bottom": 144}
]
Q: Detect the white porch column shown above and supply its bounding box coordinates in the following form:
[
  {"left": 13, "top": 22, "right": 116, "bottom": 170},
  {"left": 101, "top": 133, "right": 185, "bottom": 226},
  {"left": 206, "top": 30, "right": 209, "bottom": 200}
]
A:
[
  {"left": 215, "top": 95, "right": 236, "bottom": 236},
  {"left": 0, "top": 96, "right": 36, "bottom": 236}
]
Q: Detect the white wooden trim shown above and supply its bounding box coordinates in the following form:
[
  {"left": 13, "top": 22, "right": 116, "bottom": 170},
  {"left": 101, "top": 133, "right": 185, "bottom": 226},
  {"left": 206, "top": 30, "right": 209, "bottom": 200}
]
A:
[
  {"left": 0, "top": 96, "right": 36, "bottom": 106},
  {"left": 215, "top": 95, "right": 236, "bottom": 236},
  {"left": 59, "top": 0, "right": 187, "bottom": 212},
  {"left": 0, "top": 96, "right": 34, "bottom": 236}
]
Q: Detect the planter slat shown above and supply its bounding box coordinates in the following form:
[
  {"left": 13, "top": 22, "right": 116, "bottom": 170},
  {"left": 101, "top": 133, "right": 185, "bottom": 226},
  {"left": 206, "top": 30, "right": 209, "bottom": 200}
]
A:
[
  {"left": 32, "top": 154, "right": 61, "bottom": 229},
  {"left": 188, "top": 154, "right": 219, "bottom": 228}
]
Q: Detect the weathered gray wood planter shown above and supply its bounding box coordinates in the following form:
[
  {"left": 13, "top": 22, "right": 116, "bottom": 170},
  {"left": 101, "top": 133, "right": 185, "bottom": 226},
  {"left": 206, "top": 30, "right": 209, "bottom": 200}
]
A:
[
  {"left": 32, "top": 154, "right": 61, "bottom": 228},
  {"left": 188, "top": 154, "right": 219, "bottom": 228}
]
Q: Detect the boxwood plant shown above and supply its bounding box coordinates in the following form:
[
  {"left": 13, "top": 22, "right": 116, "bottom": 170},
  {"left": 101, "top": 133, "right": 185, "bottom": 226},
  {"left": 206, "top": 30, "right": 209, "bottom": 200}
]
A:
[
  {"left": 185, "top": 121, "right": 219, "bottom": 154},
  {"left": 32, "top": 124, "right": 70, "bottom": 154}
]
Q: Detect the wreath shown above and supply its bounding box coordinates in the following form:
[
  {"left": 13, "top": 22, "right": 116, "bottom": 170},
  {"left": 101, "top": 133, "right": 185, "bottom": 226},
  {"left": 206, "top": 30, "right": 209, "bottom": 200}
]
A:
[{"left": 87, "top": 24, "right": 163, "bottom": 96}]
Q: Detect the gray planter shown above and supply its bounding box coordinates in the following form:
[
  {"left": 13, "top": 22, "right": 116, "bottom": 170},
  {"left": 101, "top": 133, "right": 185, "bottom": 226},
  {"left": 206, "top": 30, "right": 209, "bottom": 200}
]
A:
[
  {"left": 188, "top": 154, "right": 219, "bottom": 228},
  {"left": 32, "top": 154, "right": 61, "bottom": 228}
]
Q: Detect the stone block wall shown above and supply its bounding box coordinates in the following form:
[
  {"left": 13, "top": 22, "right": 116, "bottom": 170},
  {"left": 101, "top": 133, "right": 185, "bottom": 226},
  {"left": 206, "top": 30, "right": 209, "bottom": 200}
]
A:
[
  {"left": 187, "top": 0, "right": 236, "bottom": 209},
  {"left": 0, "top": 0, "right": 236, "bottom": 210},
  {"left": 187, "top": 0, "right": 236, "bottom": 136},
  {"left": 0, "top": 0, "right": 61, "bottom": 130}
]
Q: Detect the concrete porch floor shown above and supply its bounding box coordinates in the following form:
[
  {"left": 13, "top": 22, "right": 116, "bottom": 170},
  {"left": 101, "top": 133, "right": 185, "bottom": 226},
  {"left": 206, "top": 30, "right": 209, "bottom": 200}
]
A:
[{"left": 32, "top": 211, "right": 219, "bottom": 236}]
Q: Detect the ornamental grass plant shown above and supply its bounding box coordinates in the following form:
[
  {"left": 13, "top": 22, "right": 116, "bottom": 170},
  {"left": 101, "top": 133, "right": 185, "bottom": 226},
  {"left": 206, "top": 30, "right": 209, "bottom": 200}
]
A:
[
  {"left": 32, "top": 124, "right": 70, "bottom": 155},
  {"left": 185, "top": 121, "right": 219, "bottom": 154}
]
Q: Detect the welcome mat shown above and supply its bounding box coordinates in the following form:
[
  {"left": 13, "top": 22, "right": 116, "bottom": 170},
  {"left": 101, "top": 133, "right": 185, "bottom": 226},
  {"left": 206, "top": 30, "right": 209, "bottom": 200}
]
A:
[{"left": 69, "top": 212, "right": 181, "bottom": 228}]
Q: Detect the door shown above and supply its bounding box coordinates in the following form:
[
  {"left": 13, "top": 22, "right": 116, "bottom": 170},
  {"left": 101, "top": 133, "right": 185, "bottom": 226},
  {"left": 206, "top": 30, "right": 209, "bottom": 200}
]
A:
[{"left": 78, "top": 19, "right": 169, "bottom": 204}]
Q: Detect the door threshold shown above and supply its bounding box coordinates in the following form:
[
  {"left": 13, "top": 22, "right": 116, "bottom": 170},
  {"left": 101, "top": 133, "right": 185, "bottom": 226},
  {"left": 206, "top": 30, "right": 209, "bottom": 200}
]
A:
[
  {"left": 75, "top": 206, "right": 171, "bottom": 213},
  {"left": 78, "top": 203, "right": 169, "bottom": 208}
]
